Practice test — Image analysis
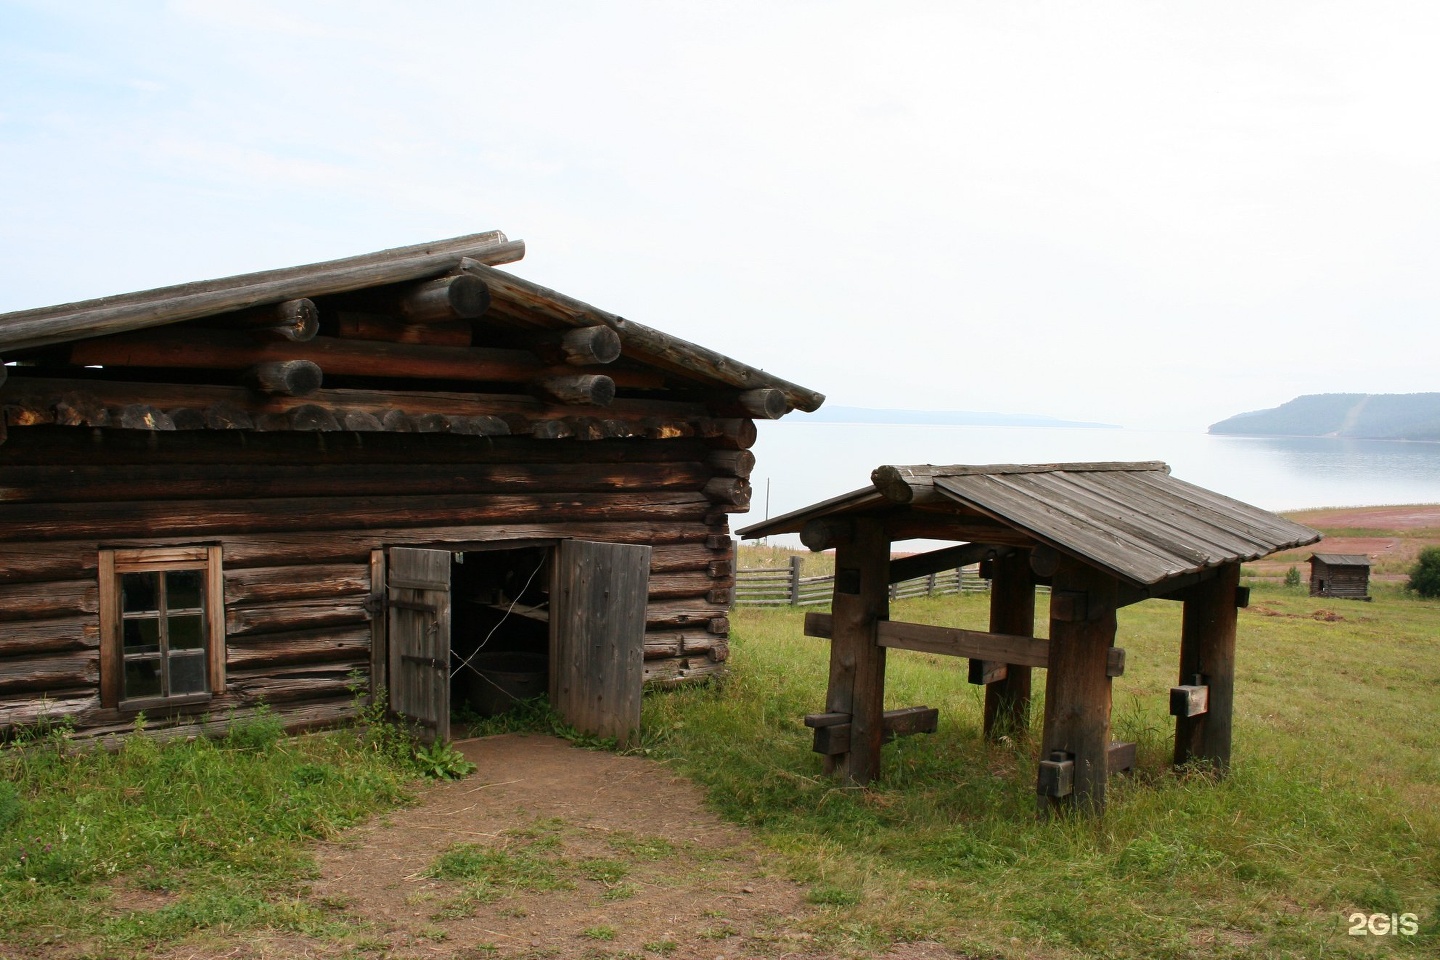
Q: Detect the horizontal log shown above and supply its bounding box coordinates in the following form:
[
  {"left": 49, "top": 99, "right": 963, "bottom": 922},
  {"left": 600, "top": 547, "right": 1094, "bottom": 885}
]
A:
[
  {"left": 67, "top": 331, "right": 663, "bottom": 389},
  {"left": 84, "top": 696, "right": 359, "bottom": 746},
  {"left": 1, "top": 375, "right": 703, "bottom": 434},
  {"left": 224, "top": 563, "right": 371, "bottom": 605},
  {"left": 646, "top": 598, "right": 730, "bottom": 632},
  {"left": 0, "top": 520, "right": 718, "bottom": 584},
  {"left": 225, "top": 597, "right": 370, "bottom": 638},
  {"left": 888, "top": 543, "right": 1010, "bottom": 584},
  {"left": 0, "top": 419, "right": 714, "bottom": 466},
  {"left": 0, "top": 579, "right": 98, "bottom": 621},
  {"left": 334, "top": 312, "right": 472, "bottom": 346},
  {"left": 225, "top": 669, "right": 362, "bottom": 705},
  {"left": 0, "top": 490, "right": 712, "bottom": 543},
  {"left": 0, "top": 231, "right": 523, "bottom": 355},
  {"left": 224, "top": 625, "right": 371, "bottom": 669},
  {"left": 645, "top": 570, "right": 736, "bottom": 600},
  {"left": 804, "top": 614, "right": 1125, "bottom": 677},
  {"left": 0, "top": 650, "right": 98, "bottom": 693},
  {"left": 0, "top": 460, "right": 717, "bottom": 504},
  {"left": 801, "top": 518, "right": 854, "bottom": 552},
  {"left": 0, "top": 691, "right": 98, "bottom": 732},
  {"left": 0, "top": 616, "right": 98, "bottom": 657}
]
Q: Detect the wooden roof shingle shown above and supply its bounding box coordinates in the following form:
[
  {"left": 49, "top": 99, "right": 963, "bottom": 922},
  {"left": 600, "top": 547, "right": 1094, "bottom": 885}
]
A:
[{"left": 739, "top": 461, "right": 1321, "bottom": 588}]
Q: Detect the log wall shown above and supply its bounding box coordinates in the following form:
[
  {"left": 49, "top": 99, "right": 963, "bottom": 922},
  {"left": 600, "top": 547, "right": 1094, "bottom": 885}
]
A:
[{"left": 0, "top": 428, "right": 745, "bottom": 738}]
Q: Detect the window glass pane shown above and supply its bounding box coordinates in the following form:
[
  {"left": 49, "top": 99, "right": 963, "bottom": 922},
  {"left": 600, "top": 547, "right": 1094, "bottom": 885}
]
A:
[
  {"left": 123, "top": 617, "right": 160, "bottom": 653},
  {"left": 123, "top": 659, "right": 162, "bottom": 699},
  {"left": 168, "top": 653, "right": 208, "bottom": 695},
  {"left": 166, "top": 571, "right": 204, "bottom": 611},
  {"left": 121, "top": 572, "right": 159, "bottom": 614},
  {"left": 168, "top": 614, "right": 205, "bottom": 650}
]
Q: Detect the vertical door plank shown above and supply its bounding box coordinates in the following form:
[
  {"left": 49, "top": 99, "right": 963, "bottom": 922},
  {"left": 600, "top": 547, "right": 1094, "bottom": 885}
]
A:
[{"left": 551, "top": 539, "right": 651, "bottom": 746}]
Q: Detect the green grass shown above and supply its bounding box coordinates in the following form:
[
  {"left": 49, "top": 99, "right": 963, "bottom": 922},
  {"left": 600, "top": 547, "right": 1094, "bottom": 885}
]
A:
[
  {"left": 639, "top": 584, "right": 1440, "bottom": 958},
  {"left": 0, "top": 707, "right": 418, "bottom": 957}
]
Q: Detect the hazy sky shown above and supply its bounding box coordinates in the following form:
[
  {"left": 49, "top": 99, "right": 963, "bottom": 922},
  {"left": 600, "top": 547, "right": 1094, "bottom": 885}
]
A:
[{"left": 2, "top": 1, "right": 1435, "bottom": 430}]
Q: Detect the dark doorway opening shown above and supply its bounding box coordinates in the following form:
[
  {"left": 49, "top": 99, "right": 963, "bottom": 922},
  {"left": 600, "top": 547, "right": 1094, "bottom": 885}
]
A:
[{"left": 449, "top": 546, "right": 552, "bottom": 717}]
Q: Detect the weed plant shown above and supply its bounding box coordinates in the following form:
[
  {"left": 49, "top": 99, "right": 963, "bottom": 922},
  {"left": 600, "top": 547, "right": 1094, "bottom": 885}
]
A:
[{"left": 641, "top": 588, "right": 1440, "bottom": 958}]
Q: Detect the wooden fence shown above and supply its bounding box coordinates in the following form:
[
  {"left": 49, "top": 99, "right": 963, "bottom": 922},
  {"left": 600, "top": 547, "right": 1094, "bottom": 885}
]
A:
[{"left": 734, "top": 556, "right": 989, "bottom": 607}]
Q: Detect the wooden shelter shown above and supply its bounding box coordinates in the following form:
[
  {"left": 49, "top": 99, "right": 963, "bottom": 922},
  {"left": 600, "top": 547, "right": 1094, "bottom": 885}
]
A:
[
  {"left": 1308, "top": 554, "right": 1371, "bottom": 600},
  {"left": 0, "top": 231, "right": 823, "bottom": 745},
  {"left": 739, "top": 462, "right": 1320, "bottom": 817}
]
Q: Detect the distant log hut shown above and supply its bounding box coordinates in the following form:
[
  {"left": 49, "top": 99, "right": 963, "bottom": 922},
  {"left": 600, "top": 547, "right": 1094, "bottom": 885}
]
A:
[
  {"left": 740, "top": 462, "right": 1321, "bottom": 818},
  {"left": 0, "top": 231, "right": 823, "bottom": 746},
  {"left": 1308, "top": 554, "right": 1371, "bottom": 600}
]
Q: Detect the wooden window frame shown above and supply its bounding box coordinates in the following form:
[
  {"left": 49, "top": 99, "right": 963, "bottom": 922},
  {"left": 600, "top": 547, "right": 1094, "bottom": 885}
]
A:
[{"left": 99, "top": 546, "right": 225, "bottom": 711}]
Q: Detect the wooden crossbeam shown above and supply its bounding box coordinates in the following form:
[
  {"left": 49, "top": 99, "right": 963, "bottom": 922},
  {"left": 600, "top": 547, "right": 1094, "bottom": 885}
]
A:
[
  {"left": 808, "top": 614, "right": 1123, "bottom": 677},
  {"left": 803, "top": 613, "right": 1125, "bottom": 677},
  {"left": 804, "top": 705, "right": 939, "bottom": 755}
]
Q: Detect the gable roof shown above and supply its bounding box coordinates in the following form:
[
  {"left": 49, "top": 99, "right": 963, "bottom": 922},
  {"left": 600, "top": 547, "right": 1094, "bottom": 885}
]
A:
[
  {"left": 739, "top": 461, "right": 1321, "bottom": 588},
  {"left": 0, "top": 231, "right": 824, "bottom": 415},
  {"left": 1309, "top": 553, "right": 1370, "bottom": 566}
]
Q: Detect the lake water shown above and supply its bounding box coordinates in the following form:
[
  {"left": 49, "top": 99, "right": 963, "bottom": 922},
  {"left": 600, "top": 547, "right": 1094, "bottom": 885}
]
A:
[{"left": 746, "top": 421, "right": 1440, "bottom": 545}]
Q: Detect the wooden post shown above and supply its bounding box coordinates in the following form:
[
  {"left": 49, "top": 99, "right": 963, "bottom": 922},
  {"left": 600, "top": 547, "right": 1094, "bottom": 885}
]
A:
[
  {"left": 789, "top": 554, "right": 803, "bottom": 606},
  {"left": 823, "top": 518, "right": 890, "bottom": 785},
  {"left": 1174, "top": 562, "right": 1240, "bottom": 772},
  {"left": 1038, "top": 556, "right": 1118, "bottom": 818},
  {"left": 985, "top": 548, "right": 1034, "bottom": 739}
]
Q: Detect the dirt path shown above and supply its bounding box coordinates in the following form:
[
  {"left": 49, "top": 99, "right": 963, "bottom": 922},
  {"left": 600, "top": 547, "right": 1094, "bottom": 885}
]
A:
[{"left": 168, "top": 734, "right": 967, "bottom": 960}]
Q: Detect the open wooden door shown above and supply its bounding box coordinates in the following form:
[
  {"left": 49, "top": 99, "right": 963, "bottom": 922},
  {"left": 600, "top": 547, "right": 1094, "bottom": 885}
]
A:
[
  {"left": 387, "top": 547, "right": 452, "bottom": 743},
  {"left": 550, "top": 540, "right": 652, "bottom": 747}
]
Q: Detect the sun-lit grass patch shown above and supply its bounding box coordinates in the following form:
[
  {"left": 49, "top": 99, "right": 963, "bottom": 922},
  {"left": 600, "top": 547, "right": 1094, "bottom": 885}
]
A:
[{"left": 641, "top": 587, "right": 1440, "bottom": 957}]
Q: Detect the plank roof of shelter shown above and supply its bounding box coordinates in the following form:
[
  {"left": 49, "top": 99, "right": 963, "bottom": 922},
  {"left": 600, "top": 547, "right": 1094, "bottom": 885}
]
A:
[
  {"left": 0, "top": 230, "right": 823, "bottom": 413},
  {"left": 738, "top": 461, "right": 1321, "bottom": 588},
  {"left": 1309, "top": 554, "right": 1370, "bottom": 566}
]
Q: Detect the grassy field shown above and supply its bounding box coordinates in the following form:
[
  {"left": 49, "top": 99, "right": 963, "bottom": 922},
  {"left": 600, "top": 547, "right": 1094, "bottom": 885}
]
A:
[
  {"left": 642, "top": 582, "right": 1440, "bottom": 958},
  {"left": 2, "top": 581, "right": 1436, "bottom": 957}
]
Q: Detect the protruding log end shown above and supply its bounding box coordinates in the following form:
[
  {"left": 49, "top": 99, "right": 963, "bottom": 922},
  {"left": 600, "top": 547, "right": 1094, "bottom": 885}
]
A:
[
  {"left": 245, "top": 359, "right": 323, "bottom": 397},
  {"left": 703, "top": 476, "right": 752, "bottom": 509},
  {"left": 535, "top": 374, "right": 616, "bottom": 406},
  {"left": 737, "top": 388, "right": 787, "bottom": 420},
  {"left": 1029, "top": 544, "right": 1061, "bottom": 579},
  {"left": 262, "top": 299, "right": 319, "bottom": 342},
  {"left": 871, "top": 465, "right": 920, "bottom": 503},
  {"left": 401, "top": 274, "right": 491, "bottom": 323},
  {"left": 801, "top": 517, "right": 855, "bottom": 552},
  {"left": 553, "top": 326, "right": 622, "bottom": 366},
  {"left": 708, "top": 449, "right": 756, "bottom": 478}
]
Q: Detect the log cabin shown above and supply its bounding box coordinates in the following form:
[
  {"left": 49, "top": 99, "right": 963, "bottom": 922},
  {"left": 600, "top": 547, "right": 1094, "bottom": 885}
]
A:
[
  {"left": 0, "top": 231, "right": 823, "bottom": 745},
  {"left": 1307, "top": 553, "right": 1371, "bottom": 600}
]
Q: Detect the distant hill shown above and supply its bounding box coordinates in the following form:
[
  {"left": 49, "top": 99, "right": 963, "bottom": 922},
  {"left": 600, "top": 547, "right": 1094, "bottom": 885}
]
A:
[
  {"left": 1209, "top": 393, "right": 1440, "bottom": 441},
  {"left": 803, "top": 406, "right": 1118, "bottom": 429}
]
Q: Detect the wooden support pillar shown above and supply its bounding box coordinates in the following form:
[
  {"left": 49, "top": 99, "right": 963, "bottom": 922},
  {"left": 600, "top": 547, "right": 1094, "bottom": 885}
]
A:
[
  {"left": 823, "top": 517, "right": 890, "bottom": 785},
  {"left": 1174, "top": 561, "right": 1240, "bottom": 773},
  {"left": 984, "top": 548, "right": 1034, "bottom": 739},
  {"left": 1038, "top": 556, "right": 1118, "bottom": 818}
]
